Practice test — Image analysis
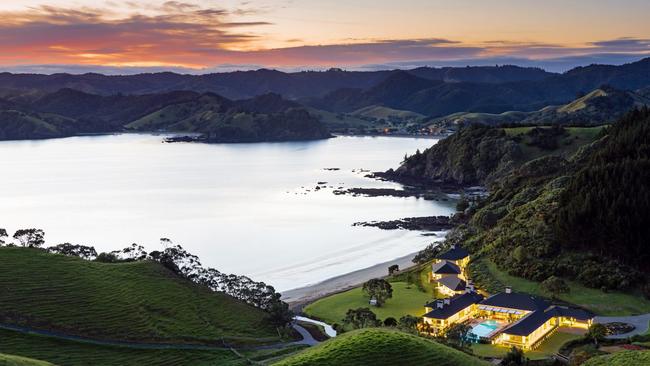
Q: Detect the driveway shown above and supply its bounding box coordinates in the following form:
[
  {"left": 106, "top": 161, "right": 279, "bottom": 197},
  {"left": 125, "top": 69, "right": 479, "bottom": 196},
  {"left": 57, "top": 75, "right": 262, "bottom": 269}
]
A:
[{"left": 594, "top": 313, "right": 650, "bottom": 339}]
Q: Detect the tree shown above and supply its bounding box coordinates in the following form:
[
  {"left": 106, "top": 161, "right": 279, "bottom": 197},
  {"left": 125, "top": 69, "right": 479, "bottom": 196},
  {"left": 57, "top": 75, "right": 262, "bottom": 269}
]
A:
[
  {"left": 266, "top": 298, "right": 294, "bottom": 327},
  {"left": 587, "top": 323, "right": 607, "bottom": 347},
  {"left": 456, "top": 195, "right": 470, "bottom": 212},
  {"left": 95, "top": 252, "right": 120, "bottom": 263},
  {"left": 117, "top": 243, "right": 148, "bottom": 261},
  {"left": 446, "top": 323, "right": 472, "bottom": 348},
  {"left": 541, "top": 276, "right": 570, "bottom": 298},
  {"left": 47, "top": 243, "right": 97, "bottom": 260},
  {"left": 343, "top": 308, "right": 381, "bottom": 329},
  {"left": 398, "top": 315, "right": 420, "bottom": 333},
  {"left": 13, "top": 228, "right": 45, "bottom": 248},
  {"left": 383, "top": 317, "right": 397, "bottom": 327},
  {"left": 501, "top": 346, "right": 528, "bottom": 366},
  {"left": 362, "top": 278, "right": 393, "bottom": 307},
  {"left": 0, "top": 228, "right": 7, "bottom": 245},
  {"left": 388, "top": 264, "right": 399, "bottom": 276}
]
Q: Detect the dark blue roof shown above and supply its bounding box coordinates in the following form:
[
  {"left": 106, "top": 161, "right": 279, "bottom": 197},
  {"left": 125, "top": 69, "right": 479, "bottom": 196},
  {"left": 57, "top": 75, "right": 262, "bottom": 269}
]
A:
[
  {"left": 437, "top": 246, "right": 470, "bottom": 261},
  {"left": 503, "top": 310, "right": 553, "bottom": 336},
  {"left": 437, "top": 276, "right": 466, "bottom": 291},
  {"left": 480, "top": 292, "right": 550, "bottom": 312},
  {"left": 431, "top": 260, "right": 461, "bottom": 275},
  {"left": 424, "top": 292, "right": 484, "bottom": 320},
  {"left": 547, "top": 306, "right": 593, "bottom": 321},
  {"left": 503, "top": 305, "right": 594, "bottom": 336}
]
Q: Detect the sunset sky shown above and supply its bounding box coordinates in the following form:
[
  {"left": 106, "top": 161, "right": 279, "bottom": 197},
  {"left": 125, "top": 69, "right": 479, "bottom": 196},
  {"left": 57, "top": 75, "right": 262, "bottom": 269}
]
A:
[{"left": 1, "top": 0, "right": 650, "bottom": 73}]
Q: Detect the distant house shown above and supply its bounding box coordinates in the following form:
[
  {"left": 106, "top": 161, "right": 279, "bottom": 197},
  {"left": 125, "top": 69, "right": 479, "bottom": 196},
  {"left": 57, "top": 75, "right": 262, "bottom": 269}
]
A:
[
  {"left": 430, "top": 245, "right": 470, "bottom": 296},
  {"left": 422, "top": 286, "right": 594, "bottom": 350}
]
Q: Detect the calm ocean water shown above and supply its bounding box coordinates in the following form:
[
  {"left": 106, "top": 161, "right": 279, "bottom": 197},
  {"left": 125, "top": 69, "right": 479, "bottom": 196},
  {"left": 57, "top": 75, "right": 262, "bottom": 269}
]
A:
[{"left": 0, "top": 134, "right": 455, "bottom": 290}]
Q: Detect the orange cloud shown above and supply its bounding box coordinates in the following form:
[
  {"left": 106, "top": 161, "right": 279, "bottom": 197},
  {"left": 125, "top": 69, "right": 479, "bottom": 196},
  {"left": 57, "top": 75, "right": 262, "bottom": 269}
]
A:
[{"left": 0, "top": 3, "right": 649, "bottom": 71}]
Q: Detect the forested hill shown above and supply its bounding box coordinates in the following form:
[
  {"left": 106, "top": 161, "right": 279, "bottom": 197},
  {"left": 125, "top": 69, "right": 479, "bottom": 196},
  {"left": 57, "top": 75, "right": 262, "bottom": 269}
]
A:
[
  {"left": 0, "top": 90, "right": 331, "bottom": 142},
  {"left": 384, "top": 124, "right": 602, "bottom": 187},
  {"left": 409, "top": 109, "right": 650, "bottom": 292}
]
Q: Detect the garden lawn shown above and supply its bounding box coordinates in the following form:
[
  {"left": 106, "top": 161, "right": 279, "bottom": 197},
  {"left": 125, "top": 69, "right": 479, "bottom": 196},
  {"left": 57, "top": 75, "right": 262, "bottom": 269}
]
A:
[
  {"left": 482, "top": 259, "right": 650, "bottom": 316},
  {"left": 304, "top": 282, "right": 434, "bottom": 325}
]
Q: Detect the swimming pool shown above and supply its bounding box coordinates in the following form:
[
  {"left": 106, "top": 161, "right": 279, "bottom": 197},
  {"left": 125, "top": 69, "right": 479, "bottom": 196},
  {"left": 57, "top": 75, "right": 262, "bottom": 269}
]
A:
[{"left": 470, "top": 320, "right": 499, "bottom": 338}]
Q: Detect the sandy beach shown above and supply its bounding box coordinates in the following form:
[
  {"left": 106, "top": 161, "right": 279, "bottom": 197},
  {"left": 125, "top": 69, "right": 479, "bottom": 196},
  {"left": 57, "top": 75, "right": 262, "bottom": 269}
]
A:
[{"left": 281, "top": 252, "right": 422, "bottom": 310}]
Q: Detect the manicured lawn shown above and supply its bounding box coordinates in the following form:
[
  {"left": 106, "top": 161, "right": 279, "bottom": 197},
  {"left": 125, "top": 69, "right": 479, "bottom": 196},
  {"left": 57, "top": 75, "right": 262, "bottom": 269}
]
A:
[
  {"left": 471, "top": 330, "right": 582, "bottom": 360},
  {"left": 483, "top": 259, "right": 650, "bottom": 316},
  {"left": 304, "top": 282, "right": 435, "bottom": 325}
]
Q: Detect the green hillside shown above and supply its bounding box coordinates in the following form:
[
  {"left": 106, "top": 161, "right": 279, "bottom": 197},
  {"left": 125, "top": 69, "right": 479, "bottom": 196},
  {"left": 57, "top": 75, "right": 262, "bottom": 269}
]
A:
[
  {"left": 0, "top": 353, "right": 54, "bottom": 366},
  {"left": 127, "top": 94, "right": 330, "bottom": 143},
  {"left": 352, "top": 105, "right": 425, "bottom": 120},
  {"left": 431, "top": 87, "right": 650, "bottom": 127},
  {"left": 387, "top": 124, "right": 603, "bottom": 187},
  {"left": 583, "top": 350, "right": 650, "bottom": 366},
  {"left": 0, "top": 247, "right": 279, "bottom": 346},
  {"left": 0, "top": 110, "right": 76, "bottom": 140},
  {"left": 0, "top": 328, "right": 257, "bottom": 366},
  {"left": 273, "top": 328, "right": 487, "bottom": 366}
]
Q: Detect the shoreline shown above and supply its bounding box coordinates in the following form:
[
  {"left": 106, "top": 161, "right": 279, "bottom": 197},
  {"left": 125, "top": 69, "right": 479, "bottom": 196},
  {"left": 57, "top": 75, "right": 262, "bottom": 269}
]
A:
[{"left": 281, "top": 251, "right": 425, "bottom": 311}]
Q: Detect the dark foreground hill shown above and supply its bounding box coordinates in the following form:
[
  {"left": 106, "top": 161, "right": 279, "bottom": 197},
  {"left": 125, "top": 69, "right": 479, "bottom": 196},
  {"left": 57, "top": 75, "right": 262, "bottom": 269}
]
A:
[{"left": 274, "top": 328, "right": 487, "bottom": 366}]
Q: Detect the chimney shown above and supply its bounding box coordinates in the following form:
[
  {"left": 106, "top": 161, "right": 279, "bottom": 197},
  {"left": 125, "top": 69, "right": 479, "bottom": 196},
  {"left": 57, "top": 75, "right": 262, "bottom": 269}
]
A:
[
  {"left": 505, "top": 286, "right": 512, "bottom": 294},
  {"left": 444, "top": 298, "right": 451, "bottom": 305},
  {"left": 466, "top": 283, "right": 475, "bottom": 293},
  {"left": 437, "top": 300, "right": 444, "bottom": 309}
]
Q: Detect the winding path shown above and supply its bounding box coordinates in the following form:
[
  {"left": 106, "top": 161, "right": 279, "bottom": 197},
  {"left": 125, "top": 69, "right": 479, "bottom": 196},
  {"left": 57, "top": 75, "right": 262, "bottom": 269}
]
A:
[
  {"left": 0, "top": 322, "right": 318, "bottom": 351},
  {"left": 594, "top": 313, "right": 650, "bottom": 339}
]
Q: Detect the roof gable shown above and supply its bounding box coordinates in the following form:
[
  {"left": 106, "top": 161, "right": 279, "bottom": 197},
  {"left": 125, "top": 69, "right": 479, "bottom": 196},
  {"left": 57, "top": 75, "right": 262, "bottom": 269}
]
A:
[
  {"left": 431, "top": 260, "right": 461, "bottom": 274},
  {"left": 480, "top": 292, "right": 549, "bottom": 312},
  {"left": 437, "top": 275, "right": 466, "bottom": 291},
  {"left": 424, "top": 292, "right": 484, "bottom": 319},
  {"left": 437, "top": 246, "right": 470, "bottom": 261}
]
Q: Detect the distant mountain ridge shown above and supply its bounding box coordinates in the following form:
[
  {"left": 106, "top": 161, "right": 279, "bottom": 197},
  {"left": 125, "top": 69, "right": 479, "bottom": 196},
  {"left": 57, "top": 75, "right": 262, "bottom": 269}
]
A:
[
  {"left": 0, "top": 64, "right": 554, "bottom": 100},
  {"left": 307, "top": 58, "right": 650, "bottom": 117}
]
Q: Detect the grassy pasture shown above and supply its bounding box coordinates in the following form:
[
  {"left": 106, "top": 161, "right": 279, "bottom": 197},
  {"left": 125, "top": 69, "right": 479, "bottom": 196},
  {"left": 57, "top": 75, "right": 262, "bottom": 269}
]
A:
[{"left": 0, "top": 247, "right": 280, "bottom": 346}]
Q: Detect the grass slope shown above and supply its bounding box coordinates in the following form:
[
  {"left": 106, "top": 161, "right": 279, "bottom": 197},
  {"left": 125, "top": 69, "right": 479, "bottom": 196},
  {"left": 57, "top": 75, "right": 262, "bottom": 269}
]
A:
[
  {"left": 0, "top": 353, "right": 54, "bottom": 366},
  {"left": 274, "top": 328, "right": 487, "bottom": 366},
  {"left": 0, "top": 329, "right": 245, "bottom": 366},
  {"left": 0, "top": 247, "right": 279, "bottom": 345},
  {"left": 583, "top": 350, "right": 650, "bottom": 366},
  {"left": 352, "top": 105, "right": 425, "bottom": 120}
]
